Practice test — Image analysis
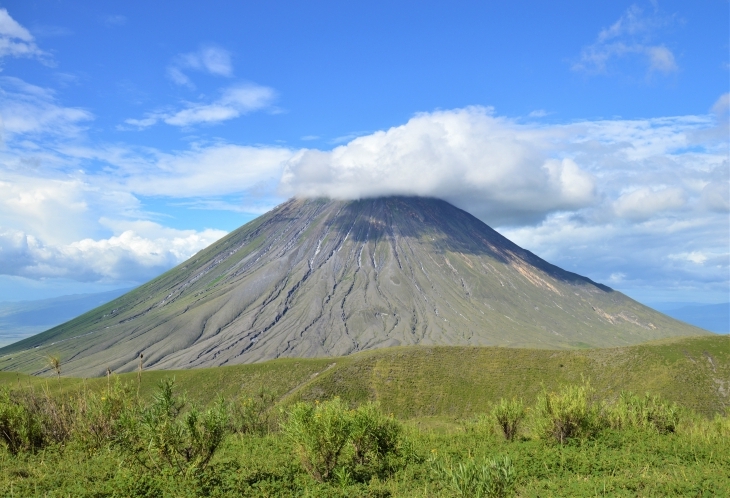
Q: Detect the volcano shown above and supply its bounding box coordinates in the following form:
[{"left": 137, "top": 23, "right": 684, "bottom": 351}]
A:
[{"left": 0, "top": 197, "right": 709, "bottom": 377}]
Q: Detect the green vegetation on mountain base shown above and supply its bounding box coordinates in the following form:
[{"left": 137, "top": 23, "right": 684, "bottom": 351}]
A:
[
  {"left": 1, "top": 375, "right": 728, "bottom": 497},
  {"left": 3, "top": 335, "right": 726, "bottom": 419}
]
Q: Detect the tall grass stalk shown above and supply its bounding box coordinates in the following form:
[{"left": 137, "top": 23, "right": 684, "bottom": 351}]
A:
[
  {"left": 531, "top": 380, "right": 600, "bottom": 444},
  {"left": 492, "top": 398, "right": 525, "bottom": 441}
]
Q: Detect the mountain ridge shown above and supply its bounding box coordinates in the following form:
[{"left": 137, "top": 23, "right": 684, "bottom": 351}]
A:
[{"left": 0, "top": 196, "right": 710, "bottom": 377}]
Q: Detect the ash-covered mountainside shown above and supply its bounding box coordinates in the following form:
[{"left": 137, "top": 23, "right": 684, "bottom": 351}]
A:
[{"left": 0, "top": 197, "right": 709, "bottom": 376}]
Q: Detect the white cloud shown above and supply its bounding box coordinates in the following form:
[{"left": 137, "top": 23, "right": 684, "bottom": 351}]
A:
[
  {"left": 125, "top": 45, "right": 273, "bottom": 129},
  {"left": 0, "top": 75, "right": 726, "bottom": 302},
  {"left": 60, "top": 142, "right": 293, "bottom": 198},
  {"left": 0, "top": 225, "right": 226, "bottom": 282},
  {"left": 121, "top": 143, "right": 292, "bottom": 197},
  {"left": 280, "top": 106, "right": 726, "bottom": 228},
  {"left": 502, "top": 210, "right": 728, "bottom": 303},
  {"left": 613, "top": 187, "right": 686, "bottom": 220},
  {"left": 644, "top": 45, "right": 677, "bottom": 73},
  {"left": 167, "top": 45, "right": 233, "bottom": 88},
  {"left": 0, "top": 76, "right": 93, "bottom": 139},
  {"left": 281, "top": 107, "right": 597, "bottom": 225},
  {"left": 278, "top": 102, "right": 728, "bottom": 302},
  {"left": 124, "top": 83, "right": 275, "bottom": 128},
  {"left": 0, "top": 8, "right": 47, "bottom": 61},
  {"left": 712, "top": 93, "right": 730, "bottom": 117},
  {"left": 669, "top": 251, "right": 708, "bottom": 265},
  {"left": 0, "top": 171, "right": 145, "bottom": 245},
  {"left": 574, "top": 5, "right": 678, "bottom": 76}
]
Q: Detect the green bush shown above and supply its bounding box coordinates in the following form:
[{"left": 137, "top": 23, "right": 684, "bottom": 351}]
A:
[
  {"left": 282, "top": 398, "right": 404, "bottom": 483},
  {"left": 230, "top": 387, "right": 275, "bottom": 435},
  {"left": 73, "top": 377, "right": 138, "bottom": 450},
  {"left": 606, "top": 391, "right": 680, "bottom": 434},
  {"left": 0, "top": 385, "right": 76, "bottom": 454},
  {"left": 282, "top": 397, "right": 353, "bottom": 482},
  {"left": 116, "top": 378, "right": 229, "bottom": 476},
  {"left": 349, "top": 402, "right": 401, "bottom": 470},
  {"left": 0, "top": 387, "right": 44, "bottom": 455},
  {"left": 531, "top": 381, "right": 600, "bottom": 444},
  {"left": 431, "top": 454, "right": 516, "bottom": 497},
  {"left": 492, "top": 398, "right": 525, "bottom": 441}
]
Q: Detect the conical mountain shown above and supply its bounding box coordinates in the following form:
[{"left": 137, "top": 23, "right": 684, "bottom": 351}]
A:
[{"left": 0, "top": 197, "right": 709, "bottom": 377}]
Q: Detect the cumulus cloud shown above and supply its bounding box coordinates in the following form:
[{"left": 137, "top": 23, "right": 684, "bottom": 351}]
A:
[
  {"left": 0, "top": 8, "right": 47, "bottom": 61},
  {"left": 0, "top": 225, "right": 226, "bottom": 282},
  {"left": 277, "top": 102, "right": 728, "bottom": 302},
  {"left": 167, "top": 45, "right": 233, "bottom": 88},
  {"left": 573, "top": 5, "right": 678, "bottom": 76},
  {"left": 280, "top": 105, "right": 725, "bottom": 226},
  {"left": 0, "top": 172, "right": 146, "bottom": 245},
  {"left": 0, "top": 74, "right": 727, "bottom": 302},
  {"left": 124, "top": 83, "right": 275, "bottom": 128},
  {"left": 281, "top": 107, "right": 597, "bottom": 225}
]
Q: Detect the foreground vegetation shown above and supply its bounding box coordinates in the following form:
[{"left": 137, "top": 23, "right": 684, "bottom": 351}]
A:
[{"left": 1, "top": 371, "right": 728, "bottom": 497}]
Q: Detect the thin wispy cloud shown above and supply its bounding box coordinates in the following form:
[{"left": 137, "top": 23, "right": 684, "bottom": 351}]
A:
[
  {"left": 102, "top": 15, "right": 127, "bottom": 27},
  {"left": 167, "top": 45, "right": 233, "bottom": 88},
  {"left": 573, "top": 4, "right": 678, "bottom": 77},
  {"left": 123, "top": 83, "right": 276, "bottom": 128},
  {"left": 0, "top": 76, "right": 92, "bottom": 138},
  {"left": 0, "top": 9, "right": 47, "bottom": 62}
]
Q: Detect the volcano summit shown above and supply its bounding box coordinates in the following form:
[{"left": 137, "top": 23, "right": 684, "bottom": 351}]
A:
[{"left": 0, "top": 197, "right": 708, "bottom": 376}]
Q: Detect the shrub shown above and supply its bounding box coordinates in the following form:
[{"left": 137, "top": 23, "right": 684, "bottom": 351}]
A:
[
  {"left": 463, "top": 413, "right": 496, "bottom": 437},
  {"left": 230, "top": 387, "right": 275, "bottom": 435},
  {"left": 0, "top": 385, "right": 75, "bottom": 454},
  {"left": 116, "top": 378, "right": 229, "bottom": 476},
  {"left": 0, "top": 387, "right": 44, "bottom": 455},
  {"left": 282, "top": 398, "right": 404, "bottom": 483},
  {"left": 606, "top": 391, "right": 679, "bottom": 434},
  {"left": 282, "top": 397, "right": 353, "bottom": 482},
  {"left": 430, "top": 454, "right": 516, "bottom": 497},
  {"left": 532, "top": 381, "right": 600, "bottom": 444},
  {"left": 349, "top": 402, "right": 401, "bottom": 469},
  {"left": 492, "top": 398, "right": 525, "bottom": 441},
  {"left": 73, "top": 377, "right": 138, "bottom": 450}
]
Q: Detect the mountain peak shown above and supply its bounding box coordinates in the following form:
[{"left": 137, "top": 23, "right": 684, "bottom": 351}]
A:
[{"left": 0, "top": 196, "right": 708, "bottom": 376}]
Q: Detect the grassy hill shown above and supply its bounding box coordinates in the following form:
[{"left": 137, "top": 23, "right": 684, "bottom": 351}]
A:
[
  {"left": 4, "top": 334, "right": 727, "bottom": 418},
  {"left": 2, "top": 335, "right": 728, "bottom": 496}
]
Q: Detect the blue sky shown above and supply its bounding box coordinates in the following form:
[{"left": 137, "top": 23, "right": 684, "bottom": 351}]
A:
[{"left": 0, "top": 0, "right": 727, "bottom": 305}]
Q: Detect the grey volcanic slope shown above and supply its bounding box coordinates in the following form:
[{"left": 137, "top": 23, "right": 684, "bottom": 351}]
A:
[{"left": 0, "top": 197, "right": 710, "bottom": 377}]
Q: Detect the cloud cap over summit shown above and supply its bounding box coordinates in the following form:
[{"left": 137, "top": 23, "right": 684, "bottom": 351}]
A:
[{"left": 281, "top": 107, "right": 597, "bottom": 225}]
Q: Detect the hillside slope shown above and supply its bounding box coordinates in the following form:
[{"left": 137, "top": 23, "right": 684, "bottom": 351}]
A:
[
  {"left": 2, "top": 336, "right": 727, "bottom": 417},
  {"left": 0, "top": 289, "right": 131, "bottom": 347},
  {"left": 0, "top": 197, "right": 709, "bottom": 377}
]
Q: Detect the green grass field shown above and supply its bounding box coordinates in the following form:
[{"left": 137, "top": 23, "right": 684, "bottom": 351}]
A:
[
  {"left": 2, "top": 336, "right": 727, "bottom": 497},
  {"left": 3, "top": 334, "right": 727, "bottom": 418}
]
